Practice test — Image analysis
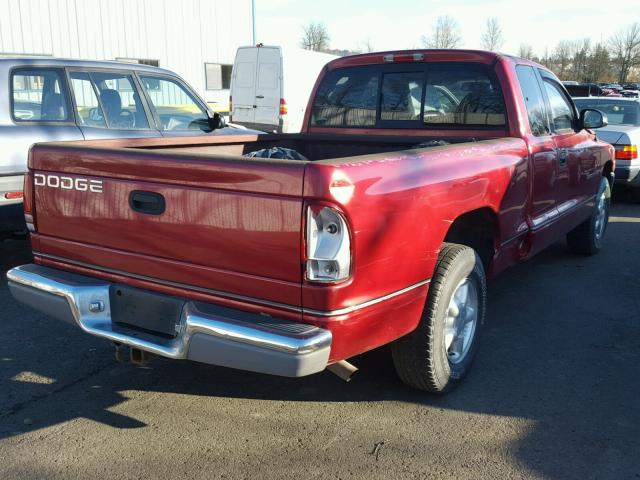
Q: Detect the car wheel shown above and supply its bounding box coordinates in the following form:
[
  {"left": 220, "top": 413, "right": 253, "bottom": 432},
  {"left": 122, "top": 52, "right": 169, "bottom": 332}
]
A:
[
  {"left": 391, "top": 243, "right": 486, "bottom": 393},
  {"left": 566, "top": 177, "right": 611, "bottom": 255}
]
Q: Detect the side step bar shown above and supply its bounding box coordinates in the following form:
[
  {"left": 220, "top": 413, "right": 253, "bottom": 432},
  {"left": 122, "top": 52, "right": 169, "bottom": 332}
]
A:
[{"left": 7, "top": 264, "right": 332, "bottom": 377}]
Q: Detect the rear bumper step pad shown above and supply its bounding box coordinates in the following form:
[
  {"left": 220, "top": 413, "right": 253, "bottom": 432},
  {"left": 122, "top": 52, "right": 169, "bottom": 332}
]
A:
[{"left": 7, "top": 264, "right": 332, "bottom": 377}]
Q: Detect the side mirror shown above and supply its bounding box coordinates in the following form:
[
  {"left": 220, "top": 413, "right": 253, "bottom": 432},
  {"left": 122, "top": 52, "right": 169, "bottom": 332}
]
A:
[
  {"left": 580, "top": 108, "right": 608, "bottom": 130},
  {"left": 207, "top": 112, "right": 227, "bottom": 130}
]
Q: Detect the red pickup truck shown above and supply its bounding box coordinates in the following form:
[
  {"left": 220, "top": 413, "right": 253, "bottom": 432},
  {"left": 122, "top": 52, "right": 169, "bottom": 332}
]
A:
[{"left": 8, "top": 50, "right": 614, "bottom": 393}]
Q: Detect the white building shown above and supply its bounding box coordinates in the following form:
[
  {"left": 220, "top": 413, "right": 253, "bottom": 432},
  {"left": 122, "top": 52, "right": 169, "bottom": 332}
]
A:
[{"left": 0, "top": 0, "right": 255, "bottom": 112}]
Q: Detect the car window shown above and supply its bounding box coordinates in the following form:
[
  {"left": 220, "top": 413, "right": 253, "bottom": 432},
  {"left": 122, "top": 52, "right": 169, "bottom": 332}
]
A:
[
  {"left": 139, "top": 75, "right": 210, "bottom": 131},
  {"left": 12, "top": 68, "right": 71, "bottom": 122},
  {"left": 574, "top": 100, "right": 640, "bottom": 126},
  {"left": 515, "top": 65, "right": 550, "bottom": 136},
  {"left": 381, "top": 72, "right": 424, "bottom": 121},
  {"left": 542, "top": 80, "right": 575, "bottom": 132},
  {"left": 423, "top": 64, "right": 506, "bottom": 127},
  {"left": 87, "top": 71, "right": 150, "bottom": 130},
  {"left": 68, "top": 72, "right": 107, "bottom": 128},
  {"left": 310, "top": 69, "right": 379, "bottom": 127}
]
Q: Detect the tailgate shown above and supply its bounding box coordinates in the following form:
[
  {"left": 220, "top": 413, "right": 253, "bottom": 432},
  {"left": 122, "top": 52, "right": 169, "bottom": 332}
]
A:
[{"left": 29, "top": 144, "right": 305, "bottom": 310}]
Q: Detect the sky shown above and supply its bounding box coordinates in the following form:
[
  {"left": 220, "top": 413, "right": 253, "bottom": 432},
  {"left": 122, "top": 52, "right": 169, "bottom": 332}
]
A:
[{"left": 255, "top": 0, "right": 639, "bottom": 57}]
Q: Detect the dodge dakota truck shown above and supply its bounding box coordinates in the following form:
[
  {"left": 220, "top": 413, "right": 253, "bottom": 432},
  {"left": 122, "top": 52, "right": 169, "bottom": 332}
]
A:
[{"left": 7, "top": 50, "right": 614, "bottom": 393}]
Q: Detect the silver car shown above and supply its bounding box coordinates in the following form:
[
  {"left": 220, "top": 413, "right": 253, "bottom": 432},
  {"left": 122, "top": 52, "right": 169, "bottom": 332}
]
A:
[
  {"left": 0, "top": 57, "right": 253, "bottom": 236},
  {"left": 574, "top": 97, "right": 640, "bottom": 189}
]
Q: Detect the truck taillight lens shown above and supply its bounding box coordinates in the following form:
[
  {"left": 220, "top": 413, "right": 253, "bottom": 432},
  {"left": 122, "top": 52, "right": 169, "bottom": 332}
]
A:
[
  {"left": 229, "top": 96, "right": 233, "bottom": 115},
  {"left": 306, "top": 206, "right": 351, "bottom": 282},
  {"left": 23, "top": 170, "right": 36, "bottom": 232},
  {"left": 279, "top": 98, "right": 288, "bottom": 115},
  {"left": 615, "top": 144, "right": 638, "bottom": 160}
]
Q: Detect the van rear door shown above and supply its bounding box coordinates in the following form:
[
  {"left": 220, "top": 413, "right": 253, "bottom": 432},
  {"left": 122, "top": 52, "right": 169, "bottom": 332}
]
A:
[
  {"left": 231, "top": 47, "right": 258, "bottom": 127},
  {"left": 253, "top": 47, "right": 282, "bottom": 131}
]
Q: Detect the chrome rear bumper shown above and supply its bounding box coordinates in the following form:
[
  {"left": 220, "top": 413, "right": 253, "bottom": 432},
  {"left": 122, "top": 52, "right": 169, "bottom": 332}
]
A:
[{"left": 7, "top": 264, "right": 332, "bottom": 377}]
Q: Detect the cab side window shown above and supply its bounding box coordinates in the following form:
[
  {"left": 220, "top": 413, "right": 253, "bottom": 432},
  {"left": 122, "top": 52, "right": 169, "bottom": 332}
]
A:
[
  {"left": 11, "top": 68, "right": 72, "bottom": 123},
  {"left": 542, "top": 80, "right": 575, "bottom": 133},
  {"left": 515, "top": 65, "right": 549, "bottom": 136}
]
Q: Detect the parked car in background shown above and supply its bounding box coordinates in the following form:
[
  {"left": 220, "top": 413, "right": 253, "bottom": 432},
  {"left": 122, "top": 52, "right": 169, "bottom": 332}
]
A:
[
  {"left": 620, "top": 89, "right": 640, "bottom": 98},
  {"left": 574, "top": 97, "right": 640, "bottom": 191},
  {"left": 565, "top": 83, "right": 604, "bottom": 97},
  {"left": 8, "top": 50, "right": 613, "bottom": 394},
  {"left": 230, "top": 45, "right": 337, "bottom": 133},
  {"left": 0, "top": 57, "right": 257, "bottom": 238}
]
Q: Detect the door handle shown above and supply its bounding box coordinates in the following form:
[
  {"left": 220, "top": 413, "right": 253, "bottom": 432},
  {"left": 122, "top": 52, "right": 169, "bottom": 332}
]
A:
[
  {"left": 255, "top": 95, "right": 264, "bottom": 99},
  {"left": 558, "top": 148, "right": 568, "bottom": 166},
  {"left": 129, "top": 191, "right": 165, "bottom": 215}
]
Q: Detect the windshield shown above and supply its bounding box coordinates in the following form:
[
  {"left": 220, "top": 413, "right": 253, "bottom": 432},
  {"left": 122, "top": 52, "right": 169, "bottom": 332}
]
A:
[{"left": 574, "top": 100, "right": 640, "bottom": 126}]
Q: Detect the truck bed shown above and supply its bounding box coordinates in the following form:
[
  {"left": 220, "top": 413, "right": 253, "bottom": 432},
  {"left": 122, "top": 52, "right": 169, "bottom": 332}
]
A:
[{"left": 72, "top": 132, "right": 480, "bottom": 162}]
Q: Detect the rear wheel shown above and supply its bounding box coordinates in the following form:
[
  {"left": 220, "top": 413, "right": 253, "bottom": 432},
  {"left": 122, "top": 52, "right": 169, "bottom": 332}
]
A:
[
  {"left": 566, "top": 177, "right": 610, "bottom": 255},
  {"left": 391, "top": 243, "right": 487, "bottom": 393}
]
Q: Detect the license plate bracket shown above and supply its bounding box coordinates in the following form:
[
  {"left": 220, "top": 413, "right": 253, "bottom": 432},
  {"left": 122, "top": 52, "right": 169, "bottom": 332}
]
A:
[{"left": 109, "top": 285, "right": 185, "bottom": 338}]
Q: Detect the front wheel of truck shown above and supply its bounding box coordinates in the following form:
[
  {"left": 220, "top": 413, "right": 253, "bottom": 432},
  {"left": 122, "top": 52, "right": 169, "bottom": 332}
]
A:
[
  {"left": 566, "top": 177, "right": 611, "bottom": 255},
  {"left": 391, "top": 243, "right": 487, "bottom": 393}
]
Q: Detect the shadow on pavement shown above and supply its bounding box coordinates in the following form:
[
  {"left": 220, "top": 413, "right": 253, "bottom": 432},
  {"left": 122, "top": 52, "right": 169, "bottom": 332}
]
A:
[{"left": 1, "top": 203, "right": 639, "bottom": 478}]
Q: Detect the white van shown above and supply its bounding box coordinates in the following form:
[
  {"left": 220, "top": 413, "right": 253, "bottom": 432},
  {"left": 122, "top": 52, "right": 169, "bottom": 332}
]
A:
[{"left": 230, "top": 45, "right": 337, "bottom": 133}]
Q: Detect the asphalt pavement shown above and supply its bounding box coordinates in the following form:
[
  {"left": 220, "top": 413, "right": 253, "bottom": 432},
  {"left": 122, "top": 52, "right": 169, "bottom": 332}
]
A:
[{"left": 1, "top": 201, "right": 639, "bottom": 479}]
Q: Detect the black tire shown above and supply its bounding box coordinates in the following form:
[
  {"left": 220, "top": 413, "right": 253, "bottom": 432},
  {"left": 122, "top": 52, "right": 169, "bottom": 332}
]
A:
[
  {"left": 391, "top": 243, "right": 487, "bottom": 393},
  {"left": 566, "top": 177, "right": 611, "bottom": 255}
]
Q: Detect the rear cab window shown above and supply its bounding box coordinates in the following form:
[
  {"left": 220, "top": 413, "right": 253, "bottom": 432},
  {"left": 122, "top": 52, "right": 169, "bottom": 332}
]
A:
[
  {"left": 310, "top": 62, "right": 506, "bottom": 129},
  {"left": 11, "top": 68, "right": 73, "bottom": 123}
]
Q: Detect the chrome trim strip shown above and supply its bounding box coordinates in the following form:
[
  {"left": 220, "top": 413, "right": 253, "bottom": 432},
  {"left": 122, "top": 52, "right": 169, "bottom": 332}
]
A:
[
  {"left": 302, "top": 279, "right": 431, "bottom": 317},
  {"left": 6, "top": 265, "right": 332, "bottom": 360},
  {"left": 32, "top": 252, "right": 430, "bottom": 317},
  {"left": 530, "top": 194, "right": 594, "bottom": 232}
]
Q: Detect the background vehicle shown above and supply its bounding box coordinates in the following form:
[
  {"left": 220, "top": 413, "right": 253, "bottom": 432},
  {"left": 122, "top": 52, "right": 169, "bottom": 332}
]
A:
[
  {"left": 575, "top": 97, "right": 640, "bottom": 190},
  {"left": 0, "top": 57, "right": 257, "bottom": 238},
  {"left": 8, "top": 50, "right": 613, "bottom": 394},
  {"left": 565, "top": 83, "right": 604, "bottom": 97},
  {"left": 230, "top": 45, "right": 337, "bottom": 133}
]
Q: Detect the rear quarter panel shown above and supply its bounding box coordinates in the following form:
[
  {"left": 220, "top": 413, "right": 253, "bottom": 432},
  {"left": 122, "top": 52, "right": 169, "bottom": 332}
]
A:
[{"left": 302, "top": 138, "right": 529, "bottom": 312}]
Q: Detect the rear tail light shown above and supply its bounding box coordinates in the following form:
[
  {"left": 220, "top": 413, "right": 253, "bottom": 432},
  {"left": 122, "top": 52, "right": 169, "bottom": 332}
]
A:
[
  {"left": 305, "top": 205, "right": 351, "bottom": 282},
  {"left": 4, "top": 191, "right": 23, "bottom": 200},
  {"left": 23, "top": 170, "right": 36, "bottom": 232},
  {"left": 615, "top": 144, "right": 638, "bottom": 160},
  {"left": 229, "top": 95, "right": 233, "bottom": 115},
  {"left": 279, "top": 98, "right": 288, "bottom": 115}
]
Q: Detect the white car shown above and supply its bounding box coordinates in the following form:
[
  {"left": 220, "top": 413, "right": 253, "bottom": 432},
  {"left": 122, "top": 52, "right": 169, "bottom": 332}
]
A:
[{"left": 574, "top": 97, "right": 640, "bottom": 190}]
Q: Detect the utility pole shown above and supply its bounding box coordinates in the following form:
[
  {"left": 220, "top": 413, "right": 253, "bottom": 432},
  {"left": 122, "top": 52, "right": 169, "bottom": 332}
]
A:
[{"left": 251, "top": 0, "right": 256, "bottom": 44}]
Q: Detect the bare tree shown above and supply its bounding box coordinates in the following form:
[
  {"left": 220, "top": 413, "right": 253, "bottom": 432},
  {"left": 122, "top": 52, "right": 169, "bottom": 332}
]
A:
[
  {"left": 571, "top": 38, "right": 591, "bottom": 82},
  {"left": 554, "top": 40, "right": 576, "bottom": 79},
  {"left": 609, "top": 22, "right": 640, "bottom": 83},
  {"left": 357, "top": 38, "right": 375, "bottom": 53},
  {"left": 481, "top": 17, "right": 504, "bottom": 51},
  {"left": 421, "top": 16, "right": 462, "bottom": 49},
  {"left": 585, "top": 43, "right": 612, "bottom": 83},
  {"left": 518, "top": 44, "right": 535, "bottom": 60},
  {"left": 300, "top": 21, "right": 331, "bottom": 52}
]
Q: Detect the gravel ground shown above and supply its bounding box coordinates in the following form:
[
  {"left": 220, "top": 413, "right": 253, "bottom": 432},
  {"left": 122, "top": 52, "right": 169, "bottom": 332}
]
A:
[{"left": 0, "top": 201, "right": 639, "bottom": 479}]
